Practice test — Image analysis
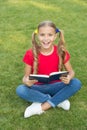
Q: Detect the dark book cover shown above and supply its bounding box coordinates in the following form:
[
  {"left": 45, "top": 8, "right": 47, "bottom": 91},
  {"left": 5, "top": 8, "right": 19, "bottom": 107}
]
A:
[{"left": 29, "top": 71, "right": 68, "bottom": 83}]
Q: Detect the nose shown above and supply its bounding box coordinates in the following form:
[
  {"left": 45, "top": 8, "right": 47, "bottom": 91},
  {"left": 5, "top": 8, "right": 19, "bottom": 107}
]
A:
[{"left": 44, "top": 35, "right": 49, "bottom": 41}]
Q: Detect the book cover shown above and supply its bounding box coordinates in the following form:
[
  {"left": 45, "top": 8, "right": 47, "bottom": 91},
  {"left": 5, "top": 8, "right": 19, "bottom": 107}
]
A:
[{"left": 29, "top": 71, "right": 69, "bottom": 83}]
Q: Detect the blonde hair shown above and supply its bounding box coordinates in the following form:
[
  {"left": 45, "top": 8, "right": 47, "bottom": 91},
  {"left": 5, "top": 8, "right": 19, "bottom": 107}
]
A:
[{"left": 32, "top": 20, "right": 66, "bottom": 74}]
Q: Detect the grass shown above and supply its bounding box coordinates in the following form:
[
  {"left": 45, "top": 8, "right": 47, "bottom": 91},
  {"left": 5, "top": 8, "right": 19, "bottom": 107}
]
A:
[{"left": 0, "top": 0, "right": 87, "bottom": 130}]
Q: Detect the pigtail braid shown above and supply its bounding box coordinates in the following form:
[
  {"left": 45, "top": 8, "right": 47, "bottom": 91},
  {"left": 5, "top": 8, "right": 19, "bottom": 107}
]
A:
[
  {"left": 32, "top": 32, "right": 40, "bottom": 74},
  {"left": 58, "top": 30, "right": 66, "bottom": 71}
]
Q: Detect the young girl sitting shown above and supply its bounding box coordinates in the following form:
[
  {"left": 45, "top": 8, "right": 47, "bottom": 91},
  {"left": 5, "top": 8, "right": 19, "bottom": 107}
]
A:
[{"left": 16, "top": 20, "right": 82, "bottom": 118}]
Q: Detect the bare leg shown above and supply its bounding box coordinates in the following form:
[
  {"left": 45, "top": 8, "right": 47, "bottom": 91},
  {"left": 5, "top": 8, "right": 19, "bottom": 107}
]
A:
[{"left": 41, "top": 102, "right": 51, "bottom": 111}]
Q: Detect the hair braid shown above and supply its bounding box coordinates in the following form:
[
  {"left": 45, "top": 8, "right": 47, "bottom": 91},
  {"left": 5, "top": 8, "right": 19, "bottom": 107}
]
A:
[
  {"left": 32, "top": 32, "right": 40, "bottom": 74},
  {"left": 58, "top": 30, "right": 66, "bottom": 71}
]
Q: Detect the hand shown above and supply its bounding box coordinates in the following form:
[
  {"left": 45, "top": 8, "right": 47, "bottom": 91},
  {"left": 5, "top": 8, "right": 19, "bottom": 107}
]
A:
[
  {"left": 23, "top": 76, "right": 38, "bottom": 87},
  {"left": 26, "top": 79, "right": 38, "bottom": 87},
  {"left": 60, "top": 75, "right": 71, "bottom": 84}
]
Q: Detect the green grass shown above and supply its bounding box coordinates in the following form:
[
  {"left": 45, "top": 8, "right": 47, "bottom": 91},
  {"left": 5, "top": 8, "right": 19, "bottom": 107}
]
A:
[{"left": 0, "top": 0, "right": 87, "bottom": 130}]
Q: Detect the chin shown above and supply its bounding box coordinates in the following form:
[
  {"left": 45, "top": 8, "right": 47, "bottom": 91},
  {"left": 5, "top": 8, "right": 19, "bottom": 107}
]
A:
[{"left": 42, "top": 44, "right": 51, "bottom": 49}]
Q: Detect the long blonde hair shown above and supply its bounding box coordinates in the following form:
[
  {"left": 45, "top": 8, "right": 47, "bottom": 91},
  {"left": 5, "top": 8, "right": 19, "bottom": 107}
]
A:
[{"left": 32, "top": 20, "right": 66, "bottom": 74}]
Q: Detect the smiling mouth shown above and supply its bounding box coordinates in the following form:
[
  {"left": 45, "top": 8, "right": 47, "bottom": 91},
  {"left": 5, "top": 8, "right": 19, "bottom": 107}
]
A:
[{"left": 43, "top": 42, "right": 50, "bottom": 45}]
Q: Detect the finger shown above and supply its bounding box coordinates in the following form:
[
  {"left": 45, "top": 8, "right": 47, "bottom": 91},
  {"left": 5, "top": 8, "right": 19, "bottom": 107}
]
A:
[
  {"left": 33, "top": 80, "right": 38, "bottom": 82},
  {"left": 61, "top": 78, "right": 69, "bottom": 84},
  {"left": 60, "top": 77, "right": 67, "bottom": 81}
]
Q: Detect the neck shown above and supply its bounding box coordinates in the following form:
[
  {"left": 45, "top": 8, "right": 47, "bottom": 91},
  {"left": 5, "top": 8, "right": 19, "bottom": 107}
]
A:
[{"left": 41, "top": 45, "right": 54, "bottom": 55}]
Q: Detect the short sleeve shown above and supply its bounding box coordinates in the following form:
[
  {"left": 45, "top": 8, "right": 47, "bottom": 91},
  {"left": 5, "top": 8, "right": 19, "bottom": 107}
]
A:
[
  {"left": 23, "top": 49, "right": 34, "bottom": 66},
  {"left": 64, "top": 51, "right": 70, "bottom": 64}
]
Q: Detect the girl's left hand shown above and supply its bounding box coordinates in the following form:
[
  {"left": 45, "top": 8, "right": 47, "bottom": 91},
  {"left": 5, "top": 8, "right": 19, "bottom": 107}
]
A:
[{"left": 60, "top": 75, "right": 71, "bottom": 84}]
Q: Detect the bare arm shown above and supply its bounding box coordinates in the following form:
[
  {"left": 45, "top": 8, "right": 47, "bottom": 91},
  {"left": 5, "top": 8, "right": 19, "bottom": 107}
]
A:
[
  {"left": 22, "top": 64, "right": 38, "bottom": 87},
  {"left": 60, "top": 61, "right": 75, "bottom": 84}
]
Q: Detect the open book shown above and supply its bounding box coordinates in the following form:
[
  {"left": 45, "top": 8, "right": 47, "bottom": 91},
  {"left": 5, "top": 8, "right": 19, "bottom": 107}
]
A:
[{"left": 29, "top": 71, "right": 69, "bottom": 83}]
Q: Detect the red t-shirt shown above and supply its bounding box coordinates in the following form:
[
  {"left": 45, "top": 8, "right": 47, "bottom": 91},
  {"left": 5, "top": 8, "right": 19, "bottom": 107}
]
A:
[{"left": 23, "top": 45, "right": 70, "bottom": 76}]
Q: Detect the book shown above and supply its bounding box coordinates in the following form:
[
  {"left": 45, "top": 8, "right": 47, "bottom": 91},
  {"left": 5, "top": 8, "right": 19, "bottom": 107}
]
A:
[{"left": 29, "top": 71, "right": 69, "bottom": 83}]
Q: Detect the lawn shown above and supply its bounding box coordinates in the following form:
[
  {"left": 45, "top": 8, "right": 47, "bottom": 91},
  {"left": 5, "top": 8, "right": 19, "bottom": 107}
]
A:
[{"left": 0, "top": 0, "right": 87, "bottom": 130}]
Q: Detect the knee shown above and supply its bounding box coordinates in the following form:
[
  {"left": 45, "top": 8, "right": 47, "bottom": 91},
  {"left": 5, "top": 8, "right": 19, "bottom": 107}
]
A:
[
  {"left": 16, "top": 84, "right": 27, "bottom": 96},
  {"left": 71, "top": 78, "right": 82, "bottom": 90}
]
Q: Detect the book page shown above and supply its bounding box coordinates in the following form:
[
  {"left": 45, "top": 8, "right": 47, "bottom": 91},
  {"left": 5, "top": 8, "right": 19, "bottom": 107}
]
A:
[{"left": 50, "top": 71, "right": 68, "bottom": 76}]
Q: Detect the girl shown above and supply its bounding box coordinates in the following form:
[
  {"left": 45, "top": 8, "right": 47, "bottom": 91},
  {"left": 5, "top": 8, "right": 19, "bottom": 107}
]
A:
[{"left": 16, "top": 20, "right": 82, "bottom": 118}]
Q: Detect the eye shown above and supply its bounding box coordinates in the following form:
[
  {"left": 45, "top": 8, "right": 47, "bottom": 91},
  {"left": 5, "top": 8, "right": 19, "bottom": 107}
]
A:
[
  {"left": 39, "top": 33, "right": 45, "bottom": 36},
  {"left": 48, "top": 33, "right": 53, "bottom": 36}
]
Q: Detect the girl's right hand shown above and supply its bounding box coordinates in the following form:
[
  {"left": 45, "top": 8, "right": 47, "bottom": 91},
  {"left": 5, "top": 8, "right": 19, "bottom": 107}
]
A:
[
  {"left": 22, "top": 76, "right": 38, "bottom": 87},
  {"left": 26, "top": 79, "right": 38, "bottom": 86}
]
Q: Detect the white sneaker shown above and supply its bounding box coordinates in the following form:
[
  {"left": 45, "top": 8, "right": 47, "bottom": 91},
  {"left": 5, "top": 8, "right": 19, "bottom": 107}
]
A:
[
  {"left": 24, "top": 102, "right": 44, "bottom": 118},
  {"left": 57, "top": 100, "right": 70, "bottom": 111}
]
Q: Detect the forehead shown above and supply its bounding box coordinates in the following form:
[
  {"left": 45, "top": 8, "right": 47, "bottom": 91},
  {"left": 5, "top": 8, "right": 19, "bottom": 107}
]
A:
[{"left": 38, "top": 26, "right": 55, "bottom": 33}]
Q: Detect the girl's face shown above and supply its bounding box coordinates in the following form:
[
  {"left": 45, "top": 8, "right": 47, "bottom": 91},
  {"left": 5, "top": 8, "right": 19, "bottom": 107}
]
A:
[{"left": 38, "top": 26, "right": 57, "bottom": 50}]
